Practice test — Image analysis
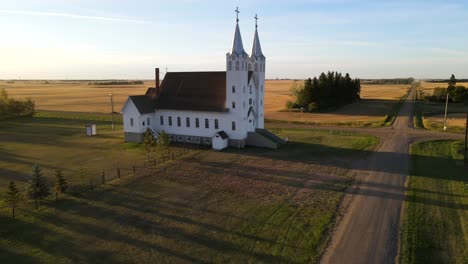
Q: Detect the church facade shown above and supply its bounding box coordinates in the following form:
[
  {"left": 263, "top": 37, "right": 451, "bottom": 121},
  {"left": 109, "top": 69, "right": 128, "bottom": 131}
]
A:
[{"left": 121, "top": 12, "right": 284, "bottom": 150}]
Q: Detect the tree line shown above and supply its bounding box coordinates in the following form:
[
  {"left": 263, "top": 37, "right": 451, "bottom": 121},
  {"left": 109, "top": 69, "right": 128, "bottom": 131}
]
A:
[
  {"left": 362, "top": 78, "right": 414, "bottom": 85},
  {"left": 287, "top": 71, "right": 361, "bottom": 112},
  {"left": 0, "top": 88, "right": 35, "bottom": 120}
]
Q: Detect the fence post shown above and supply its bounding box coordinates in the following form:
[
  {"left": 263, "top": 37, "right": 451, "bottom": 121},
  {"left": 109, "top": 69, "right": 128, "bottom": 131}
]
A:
[
  {"left": 117, "top": 168, "right": 121, "bottom": 178},
  {"left": 101, "top": 170, "right": 105, "bottom": 184}
]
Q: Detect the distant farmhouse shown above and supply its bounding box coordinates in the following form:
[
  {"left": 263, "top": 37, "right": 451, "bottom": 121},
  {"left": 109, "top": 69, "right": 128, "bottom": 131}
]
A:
[{"left": 121, "top": 10, "right": 284, "bottom": 150}]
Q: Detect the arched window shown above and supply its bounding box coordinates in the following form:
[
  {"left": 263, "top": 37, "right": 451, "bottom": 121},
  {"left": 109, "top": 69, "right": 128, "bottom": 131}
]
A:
[
  {"left": 232, "top": 122, "right": 236, "bottom": 131},
  {"left": 235, "top": 61, "right": 240, "bottom": 70},
  {"left": 160, "top": 116, "right": 164, "bottom": 125},
  {"left": 195, "top": 118, "right": 200, "bottom": 128},
  {"left": 186, "top": 117, "right": 190, "bottom": 127},
  {"left": 232, "top": 101, "right": 236, "bottom": 109},
  {"left": 232, "top": 86, "right": 235, "bottom": 93},
  {"left": 249, "top": 85, "right": 252, "bottom": 94},
  {"left": 249, "top": 98, "right": 252, "bottom": 105},
  {"left": 168, "top": 116, "right": 172, "bottom": 126},
  {"left": 205, "top": 118, "right": 209, "bottom": 128},
  {"left": 215, "top": 119, "right": 219, "bottom": 129},
  {"left": 177, "top": 117, "right": 181, "bottom": 127},
  {"left": 228, "top": 61, "right": 232, "bottom": 70},
  {"left": 254, "top": 63, "right": 258, "bottom": 72}
]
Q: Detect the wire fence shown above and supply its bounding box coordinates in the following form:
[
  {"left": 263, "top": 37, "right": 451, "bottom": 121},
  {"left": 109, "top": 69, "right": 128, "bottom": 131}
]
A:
[{"left": 0, "top": 143, "right": 206, "bottom": 218}]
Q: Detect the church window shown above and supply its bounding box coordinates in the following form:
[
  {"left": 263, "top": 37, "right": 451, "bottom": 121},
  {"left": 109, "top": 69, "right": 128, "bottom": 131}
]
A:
[
  {"left": 232, "top": 86, "right": 235, "bottom": 93},
  {"left": 205, "top": 118, "right": 209, "bottom": 128},
  {"left": 168, "top": 116, "right": 172, "bottom": 126},
  {"left": 235, "top": 61, "right": 240, "bottom": 71},
  {"left": 255, "top": 63, "right": 258, "bottom": 72},
  {"left": 195, "top": 118, "right": 200, "bottom": 128},
  {"left": 215, "top": 119, "right": 219, "bottom": 129},
  {"left": 228, "top": 61, "right": 232, "bottom": 70},
  {"left": 232, "top": 121, "right": 236, "bottom": 131},
  {"left": 249, "top": 85, "right": 252, "bottom": 94},
  {"left": 177, "top": 117, "right": 181, "bottom": 127},
  {"left": 147, "top": 117, "right": 150, "bottom": 126},
  {"left": 130, "top": 118, "right": 134, "bottom": 127},
  {"left": 186, "top": 117, "right": 190, "bottom": 127},
  {"left": 187, "top": 137, "right": 191, "bottom": 141},
  {"left": 249, "top": 98, "right": 252, "bottom": 105},
  {"left": 232, "top": 101, "right": 236, "bottom": 109},
  {"left": 160, "top": 116, "right": 164, "bottom": 125},
  {"left": 142, "top": 122, "right": 145, "bottom": 126}
]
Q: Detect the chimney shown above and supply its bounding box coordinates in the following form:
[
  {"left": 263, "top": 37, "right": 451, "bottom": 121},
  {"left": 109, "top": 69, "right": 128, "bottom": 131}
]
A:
[{"left": 155, "top": 68, "right": 160, "bottom": 94}]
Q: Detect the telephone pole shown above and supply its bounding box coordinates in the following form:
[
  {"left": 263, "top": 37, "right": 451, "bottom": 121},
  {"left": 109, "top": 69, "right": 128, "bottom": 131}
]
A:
[{"left": 109, "top": 93, "right": 115, "bottom": 131}]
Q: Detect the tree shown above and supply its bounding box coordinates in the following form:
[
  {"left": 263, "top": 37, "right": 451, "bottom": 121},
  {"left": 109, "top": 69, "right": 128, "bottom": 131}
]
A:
[
  {"left": 26, "top": 164, "right": 50, "bottom": 209},
  {"left": 143, "top": 128, "right": 156, "bottom": 161},
  {"left": 157, "top": 130, "right": 171, "bottom": 159},
  {"left": 54, "top": 169, "right": 68, "bottom": 201},
  {"left": 5, "top": 181, "right": 22, "bottom": 218},
  {"left": 448, "top": 74, "right": 457, "bottom": 92}
]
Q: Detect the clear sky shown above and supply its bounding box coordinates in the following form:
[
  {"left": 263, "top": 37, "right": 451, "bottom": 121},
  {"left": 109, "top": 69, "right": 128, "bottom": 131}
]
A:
[{"left": 1, "top": 0, "right": 467, "bottom": 80}]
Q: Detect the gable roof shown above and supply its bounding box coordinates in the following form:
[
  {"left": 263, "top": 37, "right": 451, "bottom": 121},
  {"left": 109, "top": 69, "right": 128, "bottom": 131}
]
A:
[
  {"left": 215, "top": 131, "right": 229, "bottom": 139},
  {"left": 155, "top": 72, "right": 227, "bottom": 112},
  {"left": 128, "top": 95, "right": 155, "bottom": 114}
]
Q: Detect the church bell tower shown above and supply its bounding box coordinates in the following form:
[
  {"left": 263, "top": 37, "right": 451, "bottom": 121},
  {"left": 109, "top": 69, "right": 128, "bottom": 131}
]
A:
[{"left": 249, "top": 14, "right": 266, "bottom": 129}]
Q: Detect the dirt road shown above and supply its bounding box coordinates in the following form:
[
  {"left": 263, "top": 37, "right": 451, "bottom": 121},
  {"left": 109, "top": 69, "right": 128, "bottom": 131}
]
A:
[{"left": 275, "top": 87, "right": 463, "bottom": 264}]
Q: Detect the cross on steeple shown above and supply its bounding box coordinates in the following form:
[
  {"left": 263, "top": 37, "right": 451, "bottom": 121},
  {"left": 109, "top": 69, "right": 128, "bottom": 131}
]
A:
[
  {"left": 235, "top": 7, "right": 240, "bottom": 23},
  {"left": 254, "top": 14, "right": 258, "bottom": 28}
]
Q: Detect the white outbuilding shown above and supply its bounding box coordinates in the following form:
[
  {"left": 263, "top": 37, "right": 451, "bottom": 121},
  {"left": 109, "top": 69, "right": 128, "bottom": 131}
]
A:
[{"left": 212, "top": 131, "right": 229, "bottom": 150}]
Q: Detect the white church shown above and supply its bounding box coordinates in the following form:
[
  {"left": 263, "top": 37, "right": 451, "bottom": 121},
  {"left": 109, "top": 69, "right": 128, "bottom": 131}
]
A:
[{"left": 121, "top": 9, "right": 284, "bottom": 150}]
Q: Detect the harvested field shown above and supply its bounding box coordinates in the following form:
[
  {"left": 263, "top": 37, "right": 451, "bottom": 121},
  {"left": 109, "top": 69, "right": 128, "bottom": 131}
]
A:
[
  {"left": 2, "top": 80, "right": 409, "bottom": 126},
  {"left": 418, "top": 81, "right": 468, "bottom": 95},
  {"left": 265, "top": 80, "right": 409, "bottom": 126}
]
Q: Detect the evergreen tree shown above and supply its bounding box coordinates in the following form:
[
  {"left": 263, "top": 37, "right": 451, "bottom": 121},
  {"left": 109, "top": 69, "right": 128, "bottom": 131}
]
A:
[
  {"left": 54, "top": 169, "right": 68, "bottom": 201},
  {"left": 5, "top": 181, "right": 22, "bottom": 218},
  {"left": 448, "top": 74, "right": 457, "bottom": 92},
  {"left": 157, "top": 130, "right": 171, "bottom": 159},
  {"left": 26, "top": 164, "right": 50, "bottom": 209},
  {"left": 143, "top": 128, "right": 156, "bottom": 161}
]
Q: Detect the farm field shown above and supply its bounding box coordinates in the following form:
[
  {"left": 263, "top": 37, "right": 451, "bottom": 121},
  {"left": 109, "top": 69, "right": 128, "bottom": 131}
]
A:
[
  {"left": 1, "top": 80, "right": 409, "bottom": 126},
  {"left": 418, "top": 81, "right": 468, "bottom": 95},
  {"left": 0, "top": 112, "right": 379, "bottom": 263},
  {"left": 400, "top": 140, "right": 467, "bottom": 264}
]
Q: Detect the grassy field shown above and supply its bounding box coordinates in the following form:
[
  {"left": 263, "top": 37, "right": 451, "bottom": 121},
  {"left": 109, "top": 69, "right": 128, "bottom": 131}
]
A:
[
  {"left": 2, "top": 80, "right": 409, "bottom": 127},
  {"left": 400, "top": 140, "right": 467, "bottom": 264},
  {"left": 0, "top": 112, "right": 379, "bottom": 263}
]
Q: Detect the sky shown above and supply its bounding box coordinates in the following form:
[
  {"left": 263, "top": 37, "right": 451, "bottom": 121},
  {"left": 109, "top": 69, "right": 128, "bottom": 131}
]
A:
[{"left": 0, "top": 0, "right": 467, "bottom": 80}]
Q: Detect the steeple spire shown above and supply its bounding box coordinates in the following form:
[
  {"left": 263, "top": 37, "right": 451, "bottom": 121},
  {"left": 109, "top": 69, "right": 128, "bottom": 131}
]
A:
[
  {"left": 231, "top": 7, "right": 247, "bottom": 56},
  {"left": 251, "top": 14, "right": 264, "bottom": 58}
]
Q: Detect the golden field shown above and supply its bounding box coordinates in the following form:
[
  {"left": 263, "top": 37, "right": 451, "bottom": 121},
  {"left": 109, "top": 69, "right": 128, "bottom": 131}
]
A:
[
  {"left": 419, "top": 81, "right": 468, "bottom": 95},
  {"left": 1, "top": 80, "right": 409, "bottom": 125}
]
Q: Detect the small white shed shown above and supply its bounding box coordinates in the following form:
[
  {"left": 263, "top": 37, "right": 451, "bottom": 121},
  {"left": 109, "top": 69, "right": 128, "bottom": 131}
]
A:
[
  {"left": 85, "top": 124, "right": 97, "bottom": 136},
  {"left": 212, "top": 131, "right": 229, "bottom": 150}
]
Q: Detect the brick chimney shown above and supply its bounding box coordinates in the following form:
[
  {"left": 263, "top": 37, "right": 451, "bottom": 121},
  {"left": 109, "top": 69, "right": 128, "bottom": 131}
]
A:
[{"left": 155, "top": 68, "right": 160, "bottom": 94}]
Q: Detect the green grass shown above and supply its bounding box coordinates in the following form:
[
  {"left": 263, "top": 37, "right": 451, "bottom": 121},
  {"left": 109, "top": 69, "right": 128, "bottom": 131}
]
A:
[
  {"left": 400, "top": 140, "right": 468, "bottom": 264},
  {"left": 0, "top": 114, "right": 379, "bottom": 263}
]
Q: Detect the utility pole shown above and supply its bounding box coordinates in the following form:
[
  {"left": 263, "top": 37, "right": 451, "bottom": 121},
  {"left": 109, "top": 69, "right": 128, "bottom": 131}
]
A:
[
  {"left": 109, "top": 93, "right": 115, "bottom": 131},
  {"left": 443, "top": 90, "right": 449, "bottom": 131}
]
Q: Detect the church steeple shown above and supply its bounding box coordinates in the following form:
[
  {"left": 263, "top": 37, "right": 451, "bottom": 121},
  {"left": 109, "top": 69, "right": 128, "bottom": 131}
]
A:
[
  {"left": 251, "top": 14, "right": 264, "bottom": 59},
  {"left": 230, "top": 7, "right": 247, "bottom": 56}
]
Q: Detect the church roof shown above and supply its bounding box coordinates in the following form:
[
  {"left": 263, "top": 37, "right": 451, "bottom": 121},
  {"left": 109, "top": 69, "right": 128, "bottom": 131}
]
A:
[
  {"left": 128, "top": 95, "right": 155, "bottom": 114},
  {"left": 251, "top": 28, "right": 264, "bottom": 59},
  {"left": 216, "top": 131, "right": 229, "bottom": 139},
  {"left": 231, "top": 23, "right": 247, "bottom": 56},
  {"left": 155, "top": 72, "right": 228, "bottom": 112}
]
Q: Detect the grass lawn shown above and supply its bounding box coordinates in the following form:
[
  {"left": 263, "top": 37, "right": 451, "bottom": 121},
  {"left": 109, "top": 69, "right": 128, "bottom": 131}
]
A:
[
  {"left": 0, "top": 113, "right": 378, "bottom": 263},
  {"left": 400, "top": 140, "right": 468, "bottom": 264}
]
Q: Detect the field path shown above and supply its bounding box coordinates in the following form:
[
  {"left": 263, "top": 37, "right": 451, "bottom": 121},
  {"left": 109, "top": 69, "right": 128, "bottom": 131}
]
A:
[{"left": 312, "top": 87, "right": 463, "bottom": 264}]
